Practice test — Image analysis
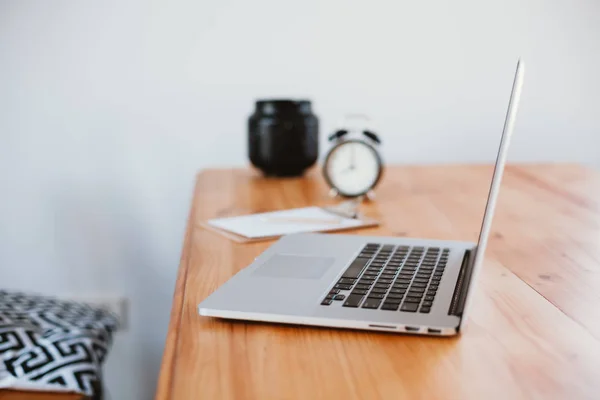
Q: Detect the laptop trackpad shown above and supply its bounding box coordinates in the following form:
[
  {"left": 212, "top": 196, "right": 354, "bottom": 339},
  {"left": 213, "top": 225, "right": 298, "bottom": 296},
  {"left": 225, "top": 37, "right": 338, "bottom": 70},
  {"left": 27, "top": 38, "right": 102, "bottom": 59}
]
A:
[{"left": 253, "top": 254, "right": 334, "bottom": 280}]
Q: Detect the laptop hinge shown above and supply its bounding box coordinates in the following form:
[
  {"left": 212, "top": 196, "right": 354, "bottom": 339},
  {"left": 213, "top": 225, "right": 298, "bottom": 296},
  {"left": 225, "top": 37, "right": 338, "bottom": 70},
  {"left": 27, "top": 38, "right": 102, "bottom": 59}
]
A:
[{"left": 448, "top": 249, "right": 474, "bottom": 317}]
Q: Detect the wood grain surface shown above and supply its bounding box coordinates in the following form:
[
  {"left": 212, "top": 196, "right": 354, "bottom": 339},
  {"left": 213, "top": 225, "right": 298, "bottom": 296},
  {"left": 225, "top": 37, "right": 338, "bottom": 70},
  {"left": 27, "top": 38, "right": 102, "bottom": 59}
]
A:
[
  {"left": 0, "top": 391, "right": 84, "bottom": 400},
  {"left": 155, "top": 164, "right": 600, "bottom": 400}
]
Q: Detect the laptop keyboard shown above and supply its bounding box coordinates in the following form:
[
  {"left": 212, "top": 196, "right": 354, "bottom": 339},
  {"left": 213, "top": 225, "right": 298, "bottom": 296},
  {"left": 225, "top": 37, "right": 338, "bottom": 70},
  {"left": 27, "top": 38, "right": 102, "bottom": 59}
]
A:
[{"left": 320, "top": 243, "right": 449, "bottom": 313}]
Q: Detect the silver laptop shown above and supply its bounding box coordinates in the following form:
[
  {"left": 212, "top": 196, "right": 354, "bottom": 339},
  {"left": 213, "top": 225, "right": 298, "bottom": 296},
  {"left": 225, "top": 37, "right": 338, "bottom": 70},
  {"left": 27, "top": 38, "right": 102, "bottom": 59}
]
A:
[{"left": 199, "top": 60, "right": 525, "bottom": 336}]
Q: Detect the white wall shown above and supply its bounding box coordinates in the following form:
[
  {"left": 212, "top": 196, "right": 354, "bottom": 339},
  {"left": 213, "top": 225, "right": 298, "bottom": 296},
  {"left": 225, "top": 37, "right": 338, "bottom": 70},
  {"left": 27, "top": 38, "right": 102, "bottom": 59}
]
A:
[{"left": 1, "top": 0, "right": 599, "bottom": 398}]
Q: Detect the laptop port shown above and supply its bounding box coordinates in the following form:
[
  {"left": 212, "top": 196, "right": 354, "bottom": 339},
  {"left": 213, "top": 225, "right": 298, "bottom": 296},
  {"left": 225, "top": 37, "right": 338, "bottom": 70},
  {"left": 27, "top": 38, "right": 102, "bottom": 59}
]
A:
[
  {"left": 368, "top": 324, "right": 396, "bottom": 330},
  {"left": 427, "top": 328, "right": 442, "bottom": 334},
  {"left": 404, "top": 326, "right": 420, "bottom": 332}
]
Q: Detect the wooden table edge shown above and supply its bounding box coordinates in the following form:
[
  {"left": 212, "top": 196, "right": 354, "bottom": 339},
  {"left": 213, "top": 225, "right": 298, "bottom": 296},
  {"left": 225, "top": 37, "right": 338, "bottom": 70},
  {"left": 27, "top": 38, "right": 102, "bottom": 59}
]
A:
[{"left": 155, "top": 173, "right": 203, "bottom": 400}]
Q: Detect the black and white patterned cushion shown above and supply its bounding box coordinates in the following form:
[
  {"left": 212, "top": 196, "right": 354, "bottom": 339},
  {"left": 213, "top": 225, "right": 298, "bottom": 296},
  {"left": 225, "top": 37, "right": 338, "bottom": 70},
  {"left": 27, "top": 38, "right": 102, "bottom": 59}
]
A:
[{"left": 0, "top": 290, "right": 118, "bottom": 398}]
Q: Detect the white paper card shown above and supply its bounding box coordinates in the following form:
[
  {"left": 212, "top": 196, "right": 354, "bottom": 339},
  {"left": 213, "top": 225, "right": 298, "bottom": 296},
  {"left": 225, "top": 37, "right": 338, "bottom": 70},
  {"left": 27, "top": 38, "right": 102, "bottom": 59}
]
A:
[{"left": 207, "top": 206, "right": 366, "bottom": 239}]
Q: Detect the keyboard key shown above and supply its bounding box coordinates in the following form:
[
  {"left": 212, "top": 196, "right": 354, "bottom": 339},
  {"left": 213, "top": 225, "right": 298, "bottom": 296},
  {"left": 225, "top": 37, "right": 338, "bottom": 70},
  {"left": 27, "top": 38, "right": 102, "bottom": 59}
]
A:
[
  {"left": 426, "top": 291, "right": 437, "bottom": 297},
  {"left": 408, "top": 287, "right": 425, "bottom": 293},
  {"left": 355, "top": 284, "right": 371, "bottom": 290},
  {"left": 335, "top": 284, "right": 353, "bottom": 290},
  {"left": 359, "top": 279, "right": 375, "bottom": 285},
  {"left": 420, "top": 307, "right": 431, "bottom": 313},
  {"left": 362, "top": 299, "right": 382, "bottom": 309},
  {"left": 352, "top": 289, "right": 369, "bottom": 295},
  {"left": 329, "top": 289, "right": 340, "bottom": 295},
  {"left": 368, "top": 293, "right": 385, "bottom": 299},
  {"left": 371, "top": 288, "right": 387, "bottom": 294},
  {"left": 374, "top": 283, "right": 390, "bottom": 289},
  {"left": 326, "top": 294, "right": 335, "bottom": 300},
  {"left": 381, "top": 302, "right": 400, "bottom": 311},
  {"left": 425, "top": 296, "right": 435, "bottom": 301},
  {"left": 405, "top": 296, "right": 422, "bottom": 303},
  {"left": 401, "top": 302, "right": 419, "bottom": 312},
  {"left": 389, "top": 288, "right": 407, "bottom": 295},
  {"left": 431, "top": 277, "right": 442, "bottom": 282},
  {"left": 338, "top": 278, "right": 357, "bottom": 285},
  {"left": 413, "top": 278, "right": 429, "bottom": 284},
  {"left": 377, "top": 279, "right": 393, "bottom": 284},
  {"left": 387, "top": 293, "right": 404, "bottom": 300},
  {"left": 398, "top": 274, "right": 413, "bottom": 280},
  {"left": 384, "top": 295, "right": 402, "bottom": 303},
  {"left": 411, "top": 282, "right": 427, "bottom": 288},
  {"left": 395, "top": 279, "right": 412, "bottom": 285},
  {"left": 333, "top": 294, "right": 346, "bottom": 301},
  {"left": 392, "top": 283, "right": 409, "bottom": 289},
  {"left": 422, "top": 301, "right": 433, "bottom": 307},
  {"left": 343, "top": 294, "right": 365, "bottom": 307},
  {"left": 342, "top": 258, "right": 370, "bottom": 279},
  {"left": 321, "top": 299, "right": 332, "bottom": 305}
]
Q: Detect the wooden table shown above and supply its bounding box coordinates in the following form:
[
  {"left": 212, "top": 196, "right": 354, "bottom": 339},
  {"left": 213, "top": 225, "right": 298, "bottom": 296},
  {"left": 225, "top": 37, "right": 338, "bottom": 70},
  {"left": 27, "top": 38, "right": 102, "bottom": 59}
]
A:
[
  {"left": 0, "top": 391, "right": 83, "bottom": 400},
  {"left": 156, "top": 164, "right": 600, "bottom": 400}
]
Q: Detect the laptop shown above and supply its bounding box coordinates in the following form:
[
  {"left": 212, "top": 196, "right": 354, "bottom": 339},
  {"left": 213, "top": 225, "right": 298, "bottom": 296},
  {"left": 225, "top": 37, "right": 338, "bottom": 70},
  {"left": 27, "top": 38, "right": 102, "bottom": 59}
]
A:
[{"left": 199, "top": 60, "right": 525, "bottom": 336}]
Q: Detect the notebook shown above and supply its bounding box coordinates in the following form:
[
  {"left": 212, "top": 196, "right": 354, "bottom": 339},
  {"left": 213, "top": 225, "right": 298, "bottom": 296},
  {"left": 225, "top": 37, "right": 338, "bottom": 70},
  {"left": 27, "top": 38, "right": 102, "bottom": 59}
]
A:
[{"left": 202, "top": 206, "right": 378, "bottom": 243}]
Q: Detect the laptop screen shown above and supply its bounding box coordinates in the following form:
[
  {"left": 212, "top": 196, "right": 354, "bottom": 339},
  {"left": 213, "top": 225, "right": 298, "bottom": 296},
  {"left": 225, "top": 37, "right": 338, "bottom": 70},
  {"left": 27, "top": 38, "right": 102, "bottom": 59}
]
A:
[{"left": 461, "top": 60, "right": 525, "bottom": 322}]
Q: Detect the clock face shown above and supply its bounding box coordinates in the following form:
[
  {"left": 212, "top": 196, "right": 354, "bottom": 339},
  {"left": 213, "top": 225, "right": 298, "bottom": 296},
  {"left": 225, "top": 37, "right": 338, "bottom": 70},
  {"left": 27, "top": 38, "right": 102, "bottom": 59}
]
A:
[{"left": 324, "top": 140, "right": 382, "bottom": 197}]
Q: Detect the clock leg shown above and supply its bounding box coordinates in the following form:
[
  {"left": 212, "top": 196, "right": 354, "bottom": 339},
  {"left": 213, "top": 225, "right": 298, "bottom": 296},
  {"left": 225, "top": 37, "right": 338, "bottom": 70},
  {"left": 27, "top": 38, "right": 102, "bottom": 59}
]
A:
[{"left": 366, "top": 190, "right": 376, "bottom": 201}]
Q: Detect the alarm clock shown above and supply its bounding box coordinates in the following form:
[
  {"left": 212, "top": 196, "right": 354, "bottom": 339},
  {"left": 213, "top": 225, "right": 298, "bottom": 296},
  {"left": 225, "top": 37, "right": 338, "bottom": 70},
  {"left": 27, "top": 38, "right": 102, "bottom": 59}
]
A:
[{"left": 322, "top": 115, "right": 383, "bottom": 198}]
